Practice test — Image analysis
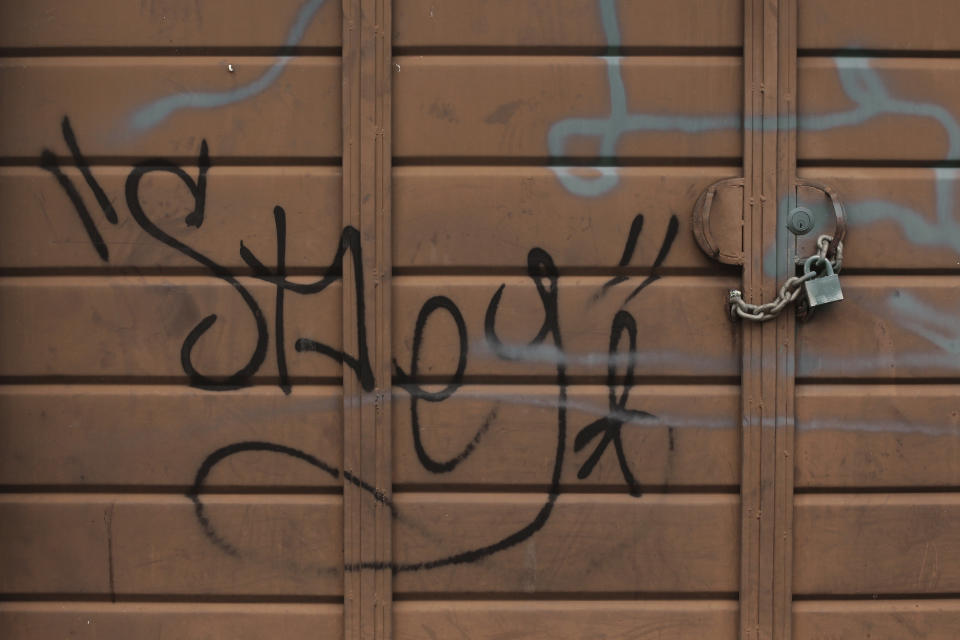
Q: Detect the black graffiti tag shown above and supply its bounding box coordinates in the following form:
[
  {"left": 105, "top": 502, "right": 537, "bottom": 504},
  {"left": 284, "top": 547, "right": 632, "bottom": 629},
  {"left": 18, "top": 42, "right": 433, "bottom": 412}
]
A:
[
  {"left": 40, "top": 117, "right": 678, "bottom": 573},
  {"left": 573, "top": 310, "right": 652, "bottom": 497}
]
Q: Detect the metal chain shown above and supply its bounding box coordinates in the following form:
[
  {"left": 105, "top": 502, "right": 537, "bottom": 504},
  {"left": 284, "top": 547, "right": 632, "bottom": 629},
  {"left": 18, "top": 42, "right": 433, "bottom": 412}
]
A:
[{"left": 728, "top": 235, "right": 843, "bottom": 322}]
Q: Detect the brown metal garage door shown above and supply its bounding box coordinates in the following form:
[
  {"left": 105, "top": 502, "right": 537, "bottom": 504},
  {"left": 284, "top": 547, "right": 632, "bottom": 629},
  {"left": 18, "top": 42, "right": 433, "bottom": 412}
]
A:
[{"left": 0, "top": 1, "right": 957, "bottom": 639}]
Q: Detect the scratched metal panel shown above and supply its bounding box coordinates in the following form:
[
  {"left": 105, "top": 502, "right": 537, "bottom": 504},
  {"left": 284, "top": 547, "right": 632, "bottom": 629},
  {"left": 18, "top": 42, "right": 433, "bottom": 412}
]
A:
[
  {"left": 0, "top": 386, "right": 342, "bottom": 489},
  {"left": 393, "top": 385, "right": 740, "bottom": 488},
  {"left": 393, "top": 167, "right": 738, "bottom": 270},
  {"left": 394, "top": 0, "right": 742, "bottom": 49},
  {"left": 391, "top": 494, "right": 739, "bottom": 594},
  {"left": 796, "top": 386, "right": 960, "bottom": 488},
  {"left": 0, "top": 277, "right": 342, "bottom": 380},
  {"left": 796, "top": 168, "right": 960, "bottom": 271},
  {"left": 794, "top": 494, "right": 960, "bottom": 595},
  {"left": 798, "top": 58, "right": 960, "bottom": 162},
  {"left": 0, "top": 0, "right": 341, "bottom": 50},
  {"left": 395, "top": 601, "right": 738, "bottom": 640},
  {"left": 799, "top": 0, "right": 960, "bottom": 52},
  {"left": 0, "top": 603, "right": 343, "bottom": 640},
  {"left": 392, "top": 56, "right": 742, "bottom": 160},
  {"left": 0, "top": 58, "right": 340, "bottom": 160},
  {"left": 393, "top": 276, "right": 741, "bottom": 380},
  {"left": 0, "top": 493, "right": 735, "bottom": 597},
  {"left": 794, "top": 601, "right": 960, "bottom": 640},
  {"left": 0, "top": 167, "right": 342, "bottom": 270},
  {"left": 796, "top": 277, "right": 960, "bottom": 380},
  {"left": 0, "top": 494, "right": 343, "bottom": 596}
]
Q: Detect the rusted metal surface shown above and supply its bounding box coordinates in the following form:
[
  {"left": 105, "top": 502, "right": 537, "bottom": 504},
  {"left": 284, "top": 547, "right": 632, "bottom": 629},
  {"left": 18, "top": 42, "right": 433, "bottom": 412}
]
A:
[{"left": 1, "top": 1, "right": 959, "bottom": 639}]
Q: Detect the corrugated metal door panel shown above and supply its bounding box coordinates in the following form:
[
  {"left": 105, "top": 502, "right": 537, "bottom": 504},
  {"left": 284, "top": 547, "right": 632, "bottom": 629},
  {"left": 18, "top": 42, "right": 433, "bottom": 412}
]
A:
[
  {"left": 389, "top": 0, "right": 743, "bottom": 636},
  {"left": 392, "top": 57, "right": 742, "bottom": 160},
  {"left": 10, "top": 1, "right": 958, "bottom": 638},
  {"left": 0, "top": 58, "right": 341, "bottom": 160},
  {"left": 794, "top": 601, "right": 960, "bottom": 640},
  {"left": 0, "top": 278, "right": 342, "bottom": 379},
  {"left": 394, "top": 601, "right": 739, "bottom": 640},
  {"left": 0, "top": 1, "right": 346, "bottom": 638},
  {"left": 793, "top": 5, "right": 960, "bottom": 636},
  {"left": 0, "top": 167, "right": 342, "bottom": 270},
  {"left": 797, "top": 168, "right": 960, "bottom": 271},
  {"left": 393, "top": 166, "right": 734, "bottom": 270},
  {"left": 394, "top": 0, "right": 743, "bottom": 49},
  {"left": 799, "top": 0, "right": 960, "bottom": 52},
  {"left": 798, "top": 58, "right": 960, "bottom": 162},
  {"left": 394, "top": 385, "right": 740, "bottom": 488},
  {"left": 0, "top": 603, "right": 342, "bottom": 640},
  {"left": 0, "top": 494, "right": 344, "bottom": 596},
  {"left": 0, "top": 386, "right": 343, "bottom": 488},
  {"left": 0, "top": 1, "right": 342, "bottom": 50}
]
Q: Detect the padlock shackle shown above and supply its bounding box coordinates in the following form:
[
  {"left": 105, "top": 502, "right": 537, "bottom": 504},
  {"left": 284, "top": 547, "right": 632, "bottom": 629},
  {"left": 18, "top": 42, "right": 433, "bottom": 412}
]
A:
[{"left": 803, "top": 255, "right": 833, "bottom": 276}]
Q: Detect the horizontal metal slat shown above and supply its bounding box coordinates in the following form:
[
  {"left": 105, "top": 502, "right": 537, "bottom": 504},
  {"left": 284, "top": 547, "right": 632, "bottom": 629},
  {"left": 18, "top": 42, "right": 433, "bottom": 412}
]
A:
[
  {"left": 795, "top": 494, "right": 960, "bottom": 595},
  {"left": 393, "top": 384, "right": 740, "bottom": 488},
  {"left": 0, "top": 603, "right": 342, "bottom": 640},
  {"left": 794, "top": 600, "right": 960, "bottom": 640},
  {"left": 393, "top": 0, "right": 742, "bottom": 50},
  {"left": 393, "top": 166, "right": 735, "bottom": 270},
  {"left": 392, "top": 493, "right": 740, "bottom": 594},
  {"left": 0, "top": 167, "right": 342, "bottom": 270},
  {"left": 798, "top": 58, "right": 960, "bottom": 162},
  {"left": 0, "top": 0, "right": 341, "bottom": 50},
  {"left": 0, "top": 58, "right": 341, "bottom": 160},
  {"left": 0, "top": 276, "right": 342, "bottom": 379},
  {"left": 796, "top": 277, "right": 960, "bottom": 380},
  {"left": 799, "top": 0, "right": 960, "bottom": 52},
  {"left": 393, "top": 56, "right": 742, "bottom": 161},
  {"left": 393, "top": 275, "right": 741, "bottom": 380},
  {"left": 0, "top": 385, "right": 343, "bottom": 489},
  {"left": 796, "top": 385, "right": 960, "bottom": 488},
  {"left": 0, "top": 494, "right": 344, "bottom": 596},
  {"left": 395, "top": 601, "right": 738, "bottom": 640},
  {"left": 797, "top": 168, "right": 960, "bottom": 271}
]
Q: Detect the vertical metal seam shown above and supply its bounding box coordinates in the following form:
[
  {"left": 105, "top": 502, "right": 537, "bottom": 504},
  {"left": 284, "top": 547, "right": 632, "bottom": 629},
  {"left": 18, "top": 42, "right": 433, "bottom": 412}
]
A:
[
  {"left": 740, "top": 1, "right": 798, "bottom": 639},
  {"left": 773, "top": 1, "right": 798, "bottom": 638},
  {"left": 342, "top": 0, "right": 392, "bottom": 638}
]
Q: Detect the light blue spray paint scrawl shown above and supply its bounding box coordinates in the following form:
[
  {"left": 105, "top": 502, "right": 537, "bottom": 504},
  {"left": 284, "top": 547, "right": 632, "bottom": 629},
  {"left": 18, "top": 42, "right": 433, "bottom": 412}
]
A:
[
  {"left": 547, "top": 0, "right": 738, "bottom": 197},
  {"left": 549, "top": 1, "right": 960, "bottom": 265},
  {"left": 547, "top": 0, "right": 959, "bottom": 369},
  {"left": 129, "top": 0, "right": 328, "bottom": 132},
  {"left": 764, "top": 60, "right": 960, "bottom": 275}
]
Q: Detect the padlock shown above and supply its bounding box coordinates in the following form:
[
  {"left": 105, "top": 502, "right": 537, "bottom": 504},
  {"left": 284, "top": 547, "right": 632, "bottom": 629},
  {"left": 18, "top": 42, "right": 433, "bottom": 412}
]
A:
[{"left": 803, "top": 256, "right": 843, "bottom": 308}]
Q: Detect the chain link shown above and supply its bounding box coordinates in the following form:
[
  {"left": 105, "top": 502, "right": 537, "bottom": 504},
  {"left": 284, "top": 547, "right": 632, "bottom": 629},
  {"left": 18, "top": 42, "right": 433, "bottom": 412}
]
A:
[{"left": 728, "top": 235, "right": 843, "bottom": 322}]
